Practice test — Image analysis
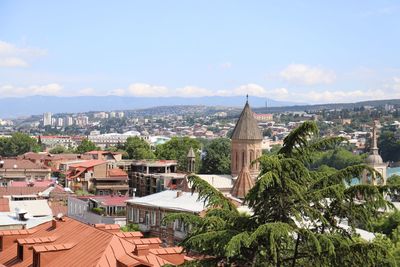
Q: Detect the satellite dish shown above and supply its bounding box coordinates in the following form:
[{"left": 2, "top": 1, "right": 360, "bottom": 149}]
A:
[{"left": 56, "top": 213, "right": 64, "bottom": 220}]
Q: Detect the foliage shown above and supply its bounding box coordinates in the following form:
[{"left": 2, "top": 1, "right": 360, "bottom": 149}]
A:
[
  {"left": 379, "top": 130, "right": 400, "bottom": 163},
  {"left": 75, "top": 138, "right": 98, "bottom": 154},
  {"left": 156, "top": 137, "right": 201, "bottom": 171},
  {"left": 49, "top": 145, "right": 74, "bottom": 154},
  {"left": 0, "top": 132, "right": 41, "bottom": 157},
  {"left": 388, "top": 174, "right": 400, "bottom": 186},
  {"left": 74, "top": 189, "right": 93, "bottom": 196},
  {"left": 167, "top": 121, "right": 394, "bottom": 266},
  {"left": 124, "top": 136, "right": 155, "bottom": 159},
  {"left": 91, "top": 207, "right": 105, "bottom": 215},
  {"left": 311, "top": 148, "right": 365, "bottom": 170},
  {"left": 121, "top": 223, "right": 140, "bottom": 232},
  {"left": 200, "top": 138, "right": 231, "bottom": 174}
]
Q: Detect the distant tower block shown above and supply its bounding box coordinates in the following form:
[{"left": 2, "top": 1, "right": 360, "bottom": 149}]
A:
[
  {"left": 363, "top": 121, "right": 387, "bottom": 185},
  {"left": 187, "top": 147, "right": 196, "bottom": 173},
  {"left": 231, "top": 98, "right": 263, "bottom": 178}
]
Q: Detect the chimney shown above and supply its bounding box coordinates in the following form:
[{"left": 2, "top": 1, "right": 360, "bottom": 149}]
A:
[
  {"left": 176, "top": 190, "right": 183, "bottom": 198},
  {"left": 52, "top": 219, "right": 57, "bottom": 229},
  {"left": 133, "top": 245, "right": 149, "bottom": 256}
]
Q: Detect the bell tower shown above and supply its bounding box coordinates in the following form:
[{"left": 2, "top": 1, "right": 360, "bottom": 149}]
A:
[{"left": 231, "top": 97, "right": 263, "bottom": 178}]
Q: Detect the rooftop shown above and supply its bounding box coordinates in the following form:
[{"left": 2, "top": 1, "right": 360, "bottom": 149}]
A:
[
  {"left": 231, "top": 101, "right": 263, "bottom": 140},
  {"left": 127, "top": 190, "right": 206, "bottom": 213},
  {"left": 0, "top": 216, "right": 188, "bottom": 267}
]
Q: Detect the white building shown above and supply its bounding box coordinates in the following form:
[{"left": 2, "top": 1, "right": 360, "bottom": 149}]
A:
[
  {"left": 88, "top": 131, "right": 142, "bottom": 148},
  {"left": 43, "top": 112, "right": 52, "bottom": 126}
]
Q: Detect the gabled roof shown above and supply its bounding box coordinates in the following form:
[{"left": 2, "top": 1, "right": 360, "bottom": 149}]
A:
[
  {"left": 231, "top": 101, "right": 263, "bottom": 140},
  {"left": 0, "top": 158, "right": 50, "bottom": 170},
  {"left": 69, "top": 159, "right": 106, "bottom": 168},
  {"left": 187, "top": 147, "right": 195, "bottom": 158},
  {"left": 230, "top": 165, "right": 254, "bottom": 199}
]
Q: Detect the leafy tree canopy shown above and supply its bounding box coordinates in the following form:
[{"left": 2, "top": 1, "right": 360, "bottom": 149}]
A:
[
  {"left": 200, "top": 138, "right": 231, "bottom": 174},
  {"left": 0, "top": 132, "right": 41, "bottom": 157},
  {"left": 124, "top": 136, "right": 155, "bottom": 160},
  {"left": 165, "top": 121, "right": 394, "bottom": 266},
  {"left": 156, "top": 137, "right": 201, "bottom": 171},
  {"left": 75, "top": 138, "right": 98, "bottom": 154},
  {"left": 311, "top": 147, "right": 365, "bottom": 170}
]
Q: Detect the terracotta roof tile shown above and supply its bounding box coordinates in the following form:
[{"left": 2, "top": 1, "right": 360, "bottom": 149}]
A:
[
  {"left": 0, "top": 198, "right": 9, "bottom": 212},
  {"left": 0, "top": 217, "right": 190, "bottom": 267},
  {"left": 231, "top": 165, "right": 254, "bottom": 199}
]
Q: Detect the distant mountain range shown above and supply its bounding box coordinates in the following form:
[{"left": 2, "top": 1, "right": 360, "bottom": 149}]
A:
[
  {"left": 253, "top": 98, "right": 400, "bottom": 114},
  {"left": 0, "top": 95, "right": 302, "bottom": 118}
]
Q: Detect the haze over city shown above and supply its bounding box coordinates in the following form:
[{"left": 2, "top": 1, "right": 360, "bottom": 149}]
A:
[{"left": 1, "top": 1, "right": 400, "bottom": 104}]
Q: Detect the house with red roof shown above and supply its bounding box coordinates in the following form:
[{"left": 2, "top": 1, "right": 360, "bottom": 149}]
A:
[
  {"left": 0, "top": 216, "right": 190, "bottom": 266},
  {"left": 0, "top": 158, "right": 51, "bottom": 186},
  {"left": 66, "top": 160, "right": 129, "bottom": 195}
]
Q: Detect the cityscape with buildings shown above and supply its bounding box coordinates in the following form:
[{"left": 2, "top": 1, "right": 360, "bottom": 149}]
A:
[{"left": 2, "top": 1, "right": 400, "bottom": 266}]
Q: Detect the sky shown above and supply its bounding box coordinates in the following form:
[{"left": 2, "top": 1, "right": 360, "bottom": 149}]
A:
[{"left": 0, "top": 0, "right": 400, "bottom": 104}]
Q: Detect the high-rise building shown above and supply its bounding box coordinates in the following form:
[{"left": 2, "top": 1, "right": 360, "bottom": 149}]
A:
[
  {"left": 43, "top": 112, "right": 52, "bottom": 126},
  {"left": 65, "top": 116, "right": 73, "bottom": 126},
  {"left": 57, "top": 117, "right": 64, "bottom": 127}
]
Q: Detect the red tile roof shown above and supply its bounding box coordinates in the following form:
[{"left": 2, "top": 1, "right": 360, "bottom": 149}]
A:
[
  {"left": 0, "top": 217, "right": 189, "bottom": 267},
  {"left": 108, "top": 168, "right": 128, "bottom": 177},
  {"left": 69, "top": 159, "right": 106, "bottom": 168},
  {"left": 0, "top": 158, "right": 49, "bottom": 170},
  {"left": 10, "top": 181, "right": 54, "bottom": 187},
  {"left": 0, "top": 198, "right": 9, "bottom": 212}
]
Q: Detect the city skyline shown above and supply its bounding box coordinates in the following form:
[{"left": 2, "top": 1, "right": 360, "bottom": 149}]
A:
[{"left": 1, "top": 1, "right": 400, "bottom": 104}]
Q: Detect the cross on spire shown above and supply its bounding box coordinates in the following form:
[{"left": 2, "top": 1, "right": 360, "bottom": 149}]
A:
[{"left": 246, "top": 94, "right": 248, "bottom": 103}]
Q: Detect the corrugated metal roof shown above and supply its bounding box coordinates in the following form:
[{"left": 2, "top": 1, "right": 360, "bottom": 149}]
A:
[{"left": 127, "top": 190, "right": 207, "bottom": 213}]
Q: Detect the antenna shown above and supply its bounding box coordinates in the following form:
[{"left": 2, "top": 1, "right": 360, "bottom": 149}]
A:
[{"left": 265, "top": 100, "right": 268, "bottom": 113}]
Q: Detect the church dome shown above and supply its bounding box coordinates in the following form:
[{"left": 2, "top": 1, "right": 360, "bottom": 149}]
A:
[{"left": 365, "top": 154, "right": 383, "bottom": 164}]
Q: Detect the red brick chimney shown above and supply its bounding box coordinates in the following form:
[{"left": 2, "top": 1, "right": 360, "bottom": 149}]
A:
[{"left": 133, "top": 245, "right": 149, "bottom": 256}]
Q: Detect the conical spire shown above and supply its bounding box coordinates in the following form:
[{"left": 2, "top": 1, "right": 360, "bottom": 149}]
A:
[
  {"left": 231, "top": 99, "right": 263, "bottom": 140},
  {"left": 231, "top": 165, "right": 254, "bottom": 199},
  {"left": 371, "top": 121, "right": 379, "bottom": 155},
  {"left": 366, "top": 120, "right": 383, "bottom": 164},
  {"left": 187, "top": 147, "right": 195, "bottom": 158}
]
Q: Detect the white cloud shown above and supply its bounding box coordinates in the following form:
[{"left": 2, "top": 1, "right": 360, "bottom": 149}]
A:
[
  {"left": 127, "top": 83, "right": 169, "bottom": 97},
  {"left": 0, "top": 57, "right": 29, "bottom": 67},
  {"left": 294, "top": 89, "right": 388, "bottom": 103},
  {"left": 175, "top": 86, "right": 213, "bottom": 97},
  {"left": 280, "top": 64, "right": 336, "bottom": 85},
  {"left": 0, "top": 40, "right": 46, "bottom": 68},
  {"left": 77, "top": 88, "right": 97, "bottom": 96},
  {"left": 0, "top": 83, "right": 63, "bottom": 97}
]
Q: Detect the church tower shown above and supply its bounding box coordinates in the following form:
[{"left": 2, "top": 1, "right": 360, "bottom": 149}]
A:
[
  {"left": 231, "top": 97, "right": 263, "bottom": 178},
  {"left": 363, "top": 121, "right": 387, "bottom": 185},
  {"left": 187, "top": 147, "right": 196, "bottom": 173}
]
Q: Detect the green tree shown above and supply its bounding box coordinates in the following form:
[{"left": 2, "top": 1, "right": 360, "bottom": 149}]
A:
[
  {"left": 165, "top": 121, "right": 393, "bottom": 266},
  {"left": 388, "top": 174, "right": 400, "bottom": 186},
  {"left": 379, "top": 130, "right": 400, "bottom": 162},
  {"left": 311, "top": 148, "right": 365, "bottom": 170},
  {"left": 156, "top": 137, "right": 201, "bottom": 171},
  {"left": 201, "top": 138, "right": 231, "bottom": 174},
  {"left": 121, "top": 223, "right": 140, "bottom": 232},
  {"left": 49, "top": 145, "right": 69, "bottom": 154},
  {"left": 124, "top": 136, "right": 155, "bottom": 159},
  {"left": 0, "top": 132, "right": 41, "bottom": 157},
  {"left": 75, "top": 139, "right": 98, "bottom": 154}
]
